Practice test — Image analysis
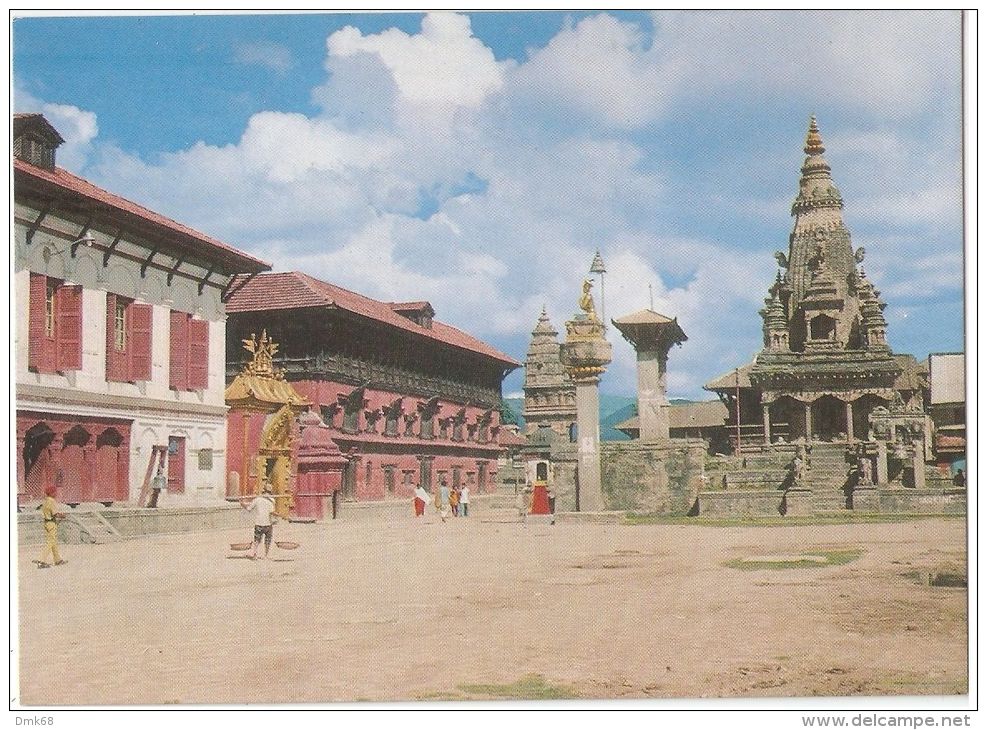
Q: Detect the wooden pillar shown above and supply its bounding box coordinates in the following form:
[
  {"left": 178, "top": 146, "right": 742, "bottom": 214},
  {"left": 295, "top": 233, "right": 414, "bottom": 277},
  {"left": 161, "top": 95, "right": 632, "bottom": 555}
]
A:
[
  {"left": 845, "top": 400, "right": 854, "bottom": 442},
  {"left": 804, "top": 402, "right": 813, "bottom": 442},
  {"left": 762, "top": 404, "right": 771, "bottom": 445},
  {"left": 240, "top": 412, "right": 251, "bottom": 497}
]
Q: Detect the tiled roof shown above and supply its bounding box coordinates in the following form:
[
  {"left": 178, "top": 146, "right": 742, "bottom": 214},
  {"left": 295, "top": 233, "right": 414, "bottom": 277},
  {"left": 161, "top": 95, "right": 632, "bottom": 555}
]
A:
[
  {"left": 498, "top": 429, "right": 528, "bottom": 447},
  {"left": 616, "top": 400, "right": 729, "bottom": 433},
  {"left": 227, "top": 271, "right": 521, "bottom": 367},
  {"left": 704, "top": 361, "right": 756, "bottom": 391},
  {"left": 14, "top": 158, "right": 270, "bottom": 273}
]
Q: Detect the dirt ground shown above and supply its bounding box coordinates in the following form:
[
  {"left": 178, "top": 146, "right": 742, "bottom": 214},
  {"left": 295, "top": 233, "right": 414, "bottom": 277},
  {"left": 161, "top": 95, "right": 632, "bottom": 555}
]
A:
[{"left": 16, "top": 512, "right": 968, "bottom": 705}]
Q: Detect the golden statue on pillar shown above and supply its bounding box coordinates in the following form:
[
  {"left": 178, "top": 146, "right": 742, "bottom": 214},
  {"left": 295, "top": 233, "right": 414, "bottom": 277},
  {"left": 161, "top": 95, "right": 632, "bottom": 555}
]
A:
[{"left": 579, "top": 279, "right": 598, "bottom": 321}]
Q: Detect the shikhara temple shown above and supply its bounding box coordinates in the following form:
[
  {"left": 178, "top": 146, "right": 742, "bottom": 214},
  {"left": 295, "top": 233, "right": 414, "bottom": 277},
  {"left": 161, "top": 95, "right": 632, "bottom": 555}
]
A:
[{"left": 705, "top": 117, "right": 928, "bottom": 452}]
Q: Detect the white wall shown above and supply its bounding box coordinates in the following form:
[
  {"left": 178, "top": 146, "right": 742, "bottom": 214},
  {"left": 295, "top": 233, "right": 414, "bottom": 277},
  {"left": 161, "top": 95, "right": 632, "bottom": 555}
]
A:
[{"left": 15, "top": 201, "right": 234, "bottom": 504}]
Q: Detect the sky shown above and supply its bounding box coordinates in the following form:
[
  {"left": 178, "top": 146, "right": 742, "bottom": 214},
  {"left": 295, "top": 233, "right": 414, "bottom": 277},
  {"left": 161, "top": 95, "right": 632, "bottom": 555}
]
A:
[{"left": 12, "top": 11, "right": 965, "bottom": 399}]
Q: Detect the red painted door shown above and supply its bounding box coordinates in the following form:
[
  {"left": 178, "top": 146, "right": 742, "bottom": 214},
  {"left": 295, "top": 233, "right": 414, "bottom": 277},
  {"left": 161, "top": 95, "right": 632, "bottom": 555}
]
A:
[
  {"left": 60, "top": 444, "right": 86, "bottom": 504},
  {"left": 25, "top": 447, "right": 55, "bottom": 501},
  {"left": 167, "top": 436, "right": 186, "bottom": 493}
]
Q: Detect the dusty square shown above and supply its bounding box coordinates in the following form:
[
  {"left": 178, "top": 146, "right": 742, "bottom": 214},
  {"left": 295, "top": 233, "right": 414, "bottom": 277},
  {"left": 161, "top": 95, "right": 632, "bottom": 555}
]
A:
[{"left": 17, "top": 514, "right": 967, "bottom": 705}]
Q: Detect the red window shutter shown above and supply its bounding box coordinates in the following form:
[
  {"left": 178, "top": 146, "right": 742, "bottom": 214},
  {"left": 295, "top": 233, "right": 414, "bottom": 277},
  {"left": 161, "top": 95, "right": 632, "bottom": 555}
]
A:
[
  {"left": 188, "top": 319, "right": 209, "bottom": 390},
  {"left": 105, "top": 293, "right": 127, "bottom": 382},
  {"left": 28, "top": 273, "right": 51, "bottom": 372},
  {"left": 128, "top": 303, "right": 153, "bottom": 382},
  {"left": 169, "top": 310, "right": 189, "bottom": 390},
  {"left": 56, "top": 285, "right": 83, "bottom": 372}
]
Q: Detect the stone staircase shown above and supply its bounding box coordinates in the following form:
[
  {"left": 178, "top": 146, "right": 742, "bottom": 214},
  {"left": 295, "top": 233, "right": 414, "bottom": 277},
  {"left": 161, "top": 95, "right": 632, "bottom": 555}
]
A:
[
  {"left": 64, "top": 510, "right": 123, "bottom": 544},
  {"left": 479, "top": 488, "right": 528, "bottom": 523},
  {"left": 807, "top": 443, "right": 852, "bottom": 489},
  {"left": 807, "top": 443, "right": 852, "bottom": 512}
]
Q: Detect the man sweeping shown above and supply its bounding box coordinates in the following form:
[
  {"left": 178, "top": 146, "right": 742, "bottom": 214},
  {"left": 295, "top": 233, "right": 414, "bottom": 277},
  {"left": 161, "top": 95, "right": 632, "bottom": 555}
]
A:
[{"left": 240, "top": 483, "right": 278, "bottom": 560}]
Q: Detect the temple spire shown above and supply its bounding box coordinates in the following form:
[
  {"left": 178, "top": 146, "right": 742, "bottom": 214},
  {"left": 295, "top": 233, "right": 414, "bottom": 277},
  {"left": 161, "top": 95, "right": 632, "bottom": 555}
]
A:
[{"left": 804, "top": 115, "right": 825, "bottom": 156}]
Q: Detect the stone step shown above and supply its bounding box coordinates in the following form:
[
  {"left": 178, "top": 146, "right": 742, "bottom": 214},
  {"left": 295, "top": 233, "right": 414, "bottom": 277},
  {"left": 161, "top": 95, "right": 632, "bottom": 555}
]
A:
[
  {"left": 65, "top": 511, "right": 123, "bottom": 544},
  {"left": 812, "top": 492, "right": 850, "bottom": 511}
]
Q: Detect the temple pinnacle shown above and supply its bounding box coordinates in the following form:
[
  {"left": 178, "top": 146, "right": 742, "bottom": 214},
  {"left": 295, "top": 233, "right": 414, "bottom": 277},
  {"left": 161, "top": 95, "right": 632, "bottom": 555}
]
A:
[{"left": 804, "top": 115, "right": 825, "bottom": 156}]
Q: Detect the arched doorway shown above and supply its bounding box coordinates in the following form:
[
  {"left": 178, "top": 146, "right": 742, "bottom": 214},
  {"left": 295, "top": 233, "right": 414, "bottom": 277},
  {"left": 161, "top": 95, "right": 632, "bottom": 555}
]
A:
[
  {"left": 853, "top": 394, "right": 888, "bottom": 441},
  {"left": 768, "top": 396, "right": 805, "bottom": 443},
  {"left": 23, "top": 422, "right": 56, "bottom": 500},
  {"left": 95, "top": 428, "right": 127, "bottom": 504},
  {"left": 811, "top": 395, "right": 845, "bottom": 442},
  {"left": 61, "top": 425, "right": 92, "bottom": 505}
]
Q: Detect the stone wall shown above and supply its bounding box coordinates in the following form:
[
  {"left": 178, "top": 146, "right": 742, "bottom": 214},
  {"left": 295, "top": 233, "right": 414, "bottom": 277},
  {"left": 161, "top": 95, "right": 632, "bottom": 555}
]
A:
[
  {"left": 699, "top": 490, "right": 784, "bottom": 518},
  {"left": 599, "top": 439, "right": 705, "bottom": 515},
  {"left": 549, "top": 443, "right": 578, "bottom": 513},
  {"left": 18, "top": 504, "right": 246, "bottom": 545},
  {"left": 878, "top": 488, "right": 966, "bottom": 514}
]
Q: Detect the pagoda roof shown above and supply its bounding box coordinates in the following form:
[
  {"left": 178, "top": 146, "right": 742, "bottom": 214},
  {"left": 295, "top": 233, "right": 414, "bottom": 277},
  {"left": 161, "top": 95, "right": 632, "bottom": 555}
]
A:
[
  {"left": 616, "top": 400, "right": 728, "bottom": 435},
  {"left": 226, "top": 271, "right": 520, "bottom": 368},
  {"left": 612, "top": 309, "right": 676, "bottom": 326},
  {"left": 224, "top": 373, "right": 310, "bottom": 412},
  {"left": 704, "top": 361, "right": 756, "bottom": 391},
  {"left": 611, "top": 309, "right": 687, "bottom": 347}
]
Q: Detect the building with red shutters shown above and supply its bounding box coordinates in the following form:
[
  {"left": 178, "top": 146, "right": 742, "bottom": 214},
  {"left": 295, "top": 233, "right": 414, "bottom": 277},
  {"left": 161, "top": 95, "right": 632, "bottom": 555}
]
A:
[
  {"left": 224, "top": 271, "right": 520, "bottom": 511},
  {"left": 14, "top": 114, "right": 271, "bottom": 507}
]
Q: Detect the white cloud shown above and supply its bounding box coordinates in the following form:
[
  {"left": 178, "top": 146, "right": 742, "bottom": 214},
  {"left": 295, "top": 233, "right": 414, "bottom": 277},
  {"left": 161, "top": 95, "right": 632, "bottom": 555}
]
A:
[
  {"left": 325, "top": 13, "right": 508, "bottom": 124},
  {"left": 509, "top": 14, "right": 676, "bottom": 128},
  {"left": 233, "top": 41, "right": 294, "bottom": 75},
  {"left": 17, "top": 11, "right": 961, "bottom": 398}
]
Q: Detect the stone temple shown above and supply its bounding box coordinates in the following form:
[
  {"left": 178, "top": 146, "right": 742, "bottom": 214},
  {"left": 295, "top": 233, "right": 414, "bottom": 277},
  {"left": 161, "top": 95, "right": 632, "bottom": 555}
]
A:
[
  {"left": 522, "top": 307, "right": 576, "bottom": 439},
  {"left": 705, "top": 116, "right": 926, "bottom": 452}
]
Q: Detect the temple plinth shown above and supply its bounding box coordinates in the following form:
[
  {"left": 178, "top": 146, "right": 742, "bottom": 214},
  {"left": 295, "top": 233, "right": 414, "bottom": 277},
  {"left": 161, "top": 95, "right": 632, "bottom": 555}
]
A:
[
  {"left": 611, "top": 310, "right": 688, "bottom": 442},
  {"left": 559, "top": 280, "right": 612, "bottom": 511}
]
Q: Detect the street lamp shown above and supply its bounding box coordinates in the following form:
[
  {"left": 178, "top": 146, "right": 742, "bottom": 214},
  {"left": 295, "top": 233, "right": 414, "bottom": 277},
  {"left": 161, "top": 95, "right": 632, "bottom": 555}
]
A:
[{"left": 41, "top": 234, "right": 96, "bottom": 262}]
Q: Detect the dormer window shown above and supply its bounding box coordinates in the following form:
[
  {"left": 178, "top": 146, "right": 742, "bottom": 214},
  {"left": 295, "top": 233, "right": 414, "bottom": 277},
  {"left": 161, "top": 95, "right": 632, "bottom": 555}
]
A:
[
  {"left": 389, "top": 301, "right": 436, "bottom": 329},
  {"left": 13, "top": 114, "right": 65, "bottom": 170}
]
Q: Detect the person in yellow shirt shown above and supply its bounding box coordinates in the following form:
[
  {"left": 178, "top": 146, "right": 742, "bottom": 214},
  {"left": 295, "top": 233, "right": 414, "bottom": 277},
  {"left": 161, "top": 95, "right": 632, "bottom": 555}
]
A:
[{"left": 37, "top": 485, "right": 67, "bottom": 569}]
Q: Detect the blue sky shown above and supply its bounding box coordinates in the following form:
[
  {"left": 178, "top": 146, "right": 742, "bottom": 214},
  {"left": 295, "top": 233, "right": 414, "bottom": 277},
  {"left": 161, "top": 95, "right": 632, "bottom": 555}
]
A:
[{"left": 13, "top": 11, "right": 965, "bottom": 398}]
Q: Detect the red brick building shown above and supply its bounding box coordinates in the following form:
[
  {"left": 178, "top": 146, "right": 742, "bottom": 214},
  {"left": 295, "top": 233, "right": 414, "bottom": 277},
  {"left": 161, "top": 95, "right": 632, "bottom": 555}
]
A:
[{"left": 224, "top": 272, "right": 520, "bottom": 510}]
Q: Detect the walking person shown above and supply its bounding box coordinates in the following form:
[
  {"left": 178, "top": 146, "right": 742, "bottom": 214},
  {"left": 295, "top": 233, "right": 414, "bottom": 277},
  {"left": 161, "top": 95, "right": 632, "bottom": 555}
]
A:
[
  {"left": 437, "top": 478, "right": 451, "bottom": 523},
  {"left": 148, "top": 463, "right": 166, "bottom": 508},
  {"left": 449, "top": 485, "right": 460, "bottom": 517},
  {"left": 413, "top": 484, "right": 428, "bottom": 518},
  {"left": 460, "top": 484, "right": 470, "bottom": 517},
  {"left": 240, "top": 484, "right": 277, "bottom": 560},
  {"left": 36, "top": 485, "right": 67, "bottom": 568},
  {"left": 516, "top": 489, "right": 529, "bottom": 527}
]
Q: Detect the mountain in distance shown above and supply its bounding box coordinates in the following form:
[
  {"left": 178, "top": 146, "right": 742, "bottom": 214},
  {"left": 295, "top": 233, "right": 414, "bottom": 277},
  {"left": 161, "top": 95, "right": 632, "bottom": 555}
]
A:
[{"left": 503, "top": 394, "right": 638, "bottom": 441}]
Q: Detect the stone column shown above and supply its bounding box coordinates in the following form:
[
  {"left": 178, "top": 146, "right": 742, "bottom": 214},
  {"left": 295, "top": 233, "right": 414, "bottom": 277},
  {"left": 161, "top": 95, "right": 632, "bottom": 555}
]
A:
[
  {"left": 636, "top": 349, "right": 669, "bottom": 440},
  {"left": 804, "top": 402, "right": 813, "bottom": 442},
  {"left": 875, "top": 440, "right": 889, "bottom": 486},
  {"left": 610, "top": 311, "right": 686, "bottom": 444},
  {"left": 560, "top": 316, "right": 612, "bottom": 512},
  {"left": 845, "top": 400, "right": 854, "bottom": 442},
  {"left": 912, "top": 439, "right": 926, "bottom": 489},
  {"left": 762, "top": 404, "right": 771, "bottom": 445}
]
